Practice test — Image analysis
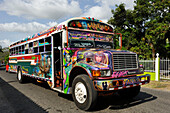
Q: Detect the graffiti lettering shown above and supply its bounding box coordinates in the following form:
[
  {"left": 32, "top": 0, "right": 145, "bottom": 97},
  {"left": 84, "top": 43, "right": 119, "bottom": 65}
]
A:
[
  {"left": 112, "top": 71, "right": 128, "bottom": 78},
  {"left": 22, "top": 67, "right": 28, "bottom": 72}
]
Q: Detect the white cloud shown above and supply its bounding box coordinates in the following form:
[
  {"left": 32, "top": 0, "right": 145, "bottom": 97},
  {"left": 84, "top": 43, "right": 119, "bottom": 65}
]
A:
[
  {"left": 82, "top": 0, "right": 135, "bottom": 21},
  {"left": 94, "top": 0, "right": 135, "bottom": 9},
  {"left": 0, "top": 0, "right": 82, "bottom": 20},
  {"left": 0, "top": 39, "right": 11, "bottom": 48},
  {"left": 0, "top": 21, "right": 58, "bottom": 47},
  {"left": 47, "top": 22, "right": 58, "bottom": 27},
  {"left": 83, "top": 5, "right": 112, "bottom": 21},
  {"left": 0, "top": 0, "right": 135, "bottom": 22},
  {"left": 0, "top": 21, "right": 58, "bottom": 33}
]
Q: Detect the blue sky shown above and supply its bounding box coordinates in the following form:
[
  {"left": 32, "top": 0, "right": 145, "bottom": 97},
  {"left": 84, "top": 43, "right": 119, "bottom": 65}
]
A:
[{"left": 0, "top": 0, "right": 135, "bottom": 48}]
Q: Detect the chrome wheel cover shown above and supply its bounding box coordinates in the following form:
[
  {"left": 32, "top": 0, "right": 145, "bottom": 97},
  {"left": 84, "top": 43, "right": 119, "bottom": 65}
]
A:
[{"left": 75, "top": 82, "right": 87, "bottom": 104}]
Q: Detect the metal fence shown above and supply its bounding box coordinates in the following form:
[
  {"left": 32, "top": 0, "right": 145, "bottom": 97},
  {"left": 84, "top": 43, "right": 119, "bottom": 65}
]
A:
[
  {"left": 139, "top": 58, "right": 170, "bottom": 80},
  {"left": 160, "top": 58, "right": 170, "bottom": 79},
  {"left": 139, "top": 60, "right": 155, "bottom": 72}
]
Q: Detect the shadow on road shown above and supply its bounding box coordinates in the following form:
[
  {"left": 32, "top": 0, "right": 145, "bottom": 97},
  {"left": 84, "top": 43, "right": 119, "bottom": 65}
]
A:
[
  {"left": 2, "top": 70, "right": 157, "bottom": 112},
  {"left": 110, "top": 92, "right": 157, "bottom": 109},
  {"left": 91, "top": 91, "right": 157, "bottom": 111},
  {"left": 28, "top": 80, "right": 157, "bottom": 111},
  {"left": 0, "top": 77, "right": 47, "bottom": 113},
  {"left": 58, "top": 93, "right": 73, "bottom": 101}
]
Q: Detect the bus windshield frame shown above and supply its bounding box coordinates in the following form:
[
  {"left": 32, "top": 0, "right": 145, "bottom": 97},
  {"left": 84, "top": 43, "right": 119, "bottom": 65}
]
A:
[{"left": 68, "top": 30, "right": 114, "bottom": 49}]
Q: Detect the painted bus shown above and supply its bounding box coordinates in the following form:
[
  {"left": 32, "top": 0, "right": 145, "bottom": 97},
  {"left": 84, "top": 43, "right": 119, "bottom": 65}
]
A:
[{"left": 9, "top": 17, "right": 150, "bottom": 110}]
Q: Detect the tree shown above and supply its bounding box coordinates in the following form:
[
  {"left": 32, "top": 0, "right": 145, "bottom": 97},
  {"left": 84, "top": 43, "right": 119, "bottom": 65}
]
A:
[
  {"left": 144, "top": 0, "right": 170, "bottom": 58},
  {"left": 0, "top": 45, "right": 2, "bottom": 52},
  {"left": 4, "top": 54, "right": 9, "bottom": 64},
  {"left": 108, "top": 0, "right": 170, "bottom": 59}
]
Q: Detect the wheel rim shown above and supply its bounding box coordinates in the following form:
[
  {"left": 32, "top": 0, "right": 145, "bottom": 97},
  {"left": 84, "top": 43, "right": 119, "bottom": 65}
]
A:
[
  {"left": 75, "top": 82, "right": 87, "bottom": 104},
  {"left": 18, "top": 70, "right": 21, "bottom": 80}
]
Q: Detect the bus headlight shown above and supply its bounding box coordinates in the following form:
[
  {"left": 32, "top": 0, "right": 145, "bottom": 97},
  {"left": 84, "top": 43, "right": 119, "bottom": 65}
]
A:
[
  {"left": 92, "top": 70, "right": 111, "bottom": 77},
  {"left": 100, "top": 70, "right": 111, "bottom": 77}
]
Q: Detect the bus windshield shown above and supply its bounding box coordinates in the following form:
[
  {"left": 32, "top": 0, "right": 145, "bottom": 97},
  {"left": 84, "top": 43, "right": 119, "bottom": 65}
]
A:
[{"left": 68, "top": 31, "right": 114, "bottom": 49}]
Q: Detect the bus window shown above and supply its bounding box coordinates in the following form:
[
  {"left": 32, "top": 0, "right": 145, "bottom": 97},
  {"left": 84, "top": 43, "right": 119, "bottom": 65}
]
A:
[
  {"left": 10, "top": 49, "right": 12, "bottom": 56},
  {"left": 21, "top": 45, "right": 24, "bottom": 54},
  {"left": 45, "top": 37, "right": 51, "bottom": 45},
  {"left": 25, "top": 50, "right": 28, "bottom": 54},
  {"left": 33, "top": 41, "right": 38, "bottom": 47},
  {"left": 45, "top": 37, "right": 51, "bottom": 52},
  {"left": 39, "top": 39, "right": 44, "bottom": 53},
  {"left": 33, "top": 41, "right": 38, "bottom": 53},
  {"left": 16, "top": 47, "right": 19, "bottom": 55},
  {"left": 12, "top": 48, "right": 14, "bottom": 55},
  {"left": 29, "top": 47, "right": 33, "bottom": 54},
  {"left": 39, "top": 39, "right": 44, "bottom": 46},
  {"left": 25, "top": 43, "right": 29, "bottom": 49},
  {"left": 29, "top": 42, "right": 33, "bottom": 47},
  {"left": 34, "top": 47, "right": 38, "bottom": 53},
  {"left": 19, "top": 46, "right": 22, "bottom": 55},
  {"left": 25, "top": 44, "right": 28, "bottom": 54},
  {"left": 39, "top": 46, "right": 44, "bottom": 52},
  {"left": 45, "top": 45, "right": 51, "bottom": 52},
  {"left": 28, "top": 42, "right": 33, "bottom": 54}
]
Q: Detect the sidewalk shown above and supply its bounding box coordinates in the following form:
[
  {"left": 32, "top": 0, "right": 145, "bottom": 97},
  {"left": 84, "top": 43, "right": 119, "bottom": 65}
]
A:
[{"left": 142, "top": 80, "right": 170, "bottom": 91}]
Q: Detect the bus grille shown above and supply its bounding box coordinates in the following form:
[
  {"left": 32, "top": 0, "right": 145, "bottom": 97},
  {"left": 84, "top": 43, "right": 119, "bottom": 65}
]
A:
[{"left": 113, "top": 53, "right": 138, "bottom": 70}]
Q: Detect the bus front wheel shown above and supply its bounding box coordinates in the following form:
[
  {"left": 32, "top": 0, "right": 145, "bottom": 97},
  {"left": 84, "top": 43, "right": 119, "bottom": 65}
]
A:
[{"left": 72, "top": 74, "right": 97, "bottom": 111}]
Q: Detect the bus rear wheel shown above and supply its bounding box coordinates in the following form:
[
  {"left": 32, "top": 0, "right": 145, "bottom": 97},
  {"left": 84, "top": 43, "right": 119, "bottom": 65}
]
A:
[
  {"left": 17, "top": 68, "right": 25, "bottom": 83},
  {"left": 72, "top": 74, "right": 97, "bottom": 111}
]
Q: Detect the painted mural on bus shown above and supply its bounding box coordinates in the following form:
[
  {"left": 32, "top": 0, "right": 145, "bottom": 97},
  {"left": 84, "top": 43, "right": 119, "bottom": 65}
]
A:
[{"left": 8, "top": 17, "right": 150, "bottom": 111}]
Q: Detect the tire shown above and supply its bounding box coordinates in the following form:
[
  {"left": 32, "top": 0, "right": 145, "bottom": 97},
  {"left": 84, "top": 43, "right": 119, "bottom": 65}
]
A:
[
  {"left": 17, "top": 68, "right": 25, "bottom": 83},
  {"left": 118, "top": 86, "right": 141, "bottom": 98},
  {"left": 72, "top": 74, "right": 97, "bottom": 111}
]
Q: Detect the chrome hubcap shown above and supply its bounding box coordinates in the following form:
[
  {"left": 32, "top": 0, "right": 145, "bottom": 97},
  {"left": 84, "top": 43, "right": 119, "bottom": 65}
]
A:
[{"left": 75, "top": 82, "right": 87, "bottom": 103}]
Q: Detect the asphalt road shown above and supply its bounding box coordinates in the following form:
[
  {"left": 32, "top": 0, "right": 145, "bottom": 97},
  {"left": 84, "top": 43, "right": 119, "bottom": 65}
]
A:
[{"left": 0, "top": 70, "right": 170, "bottom": 113}]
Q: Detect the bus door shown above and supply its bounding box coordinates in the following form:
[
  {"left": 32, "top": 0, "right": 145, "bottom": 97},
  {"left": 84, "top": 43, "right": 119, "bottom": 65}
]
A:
[{"left": 53, "top": 32, "right": 63, "bottom": 89}]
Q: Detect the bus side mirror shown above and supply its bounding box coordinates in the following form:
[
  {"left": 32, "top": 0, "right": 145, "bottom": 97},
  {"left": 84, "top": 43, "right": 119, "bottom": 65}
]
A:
[
  {"left": 119, "top": 36, "right": 121, "bottom": 47},
  {"left": 115, "top": 33, "right": 122, "bottom": 50}
]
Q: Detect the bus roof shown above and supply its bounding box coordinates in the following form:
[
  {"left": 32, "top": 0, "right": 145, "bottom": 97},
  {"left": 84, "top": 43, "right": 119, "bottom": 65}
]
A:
[{"left": 9, "top": 17, "right": 113, "bottom": 48}]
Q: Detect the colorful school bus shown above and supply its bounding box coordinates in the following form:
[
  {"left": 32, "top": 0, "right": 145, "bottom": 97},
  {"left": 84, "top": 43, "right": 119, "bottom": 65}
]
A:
[{"left": 9, "top": 17, "right": 150, "bottom": 110}]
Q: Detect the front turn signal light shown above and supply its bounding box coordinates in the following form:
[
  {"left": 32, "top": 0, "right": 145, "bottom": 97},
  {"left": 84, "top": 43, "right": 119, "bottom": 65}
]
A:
[{"left": 92, "top": 70, "right": 101, "bottom": 77}]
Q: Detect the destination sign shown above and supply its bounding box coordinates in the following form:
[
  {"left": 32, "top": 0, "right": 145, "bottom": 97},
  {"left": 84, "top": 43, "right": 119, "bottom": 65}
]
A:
[{"left": 68, "top": 20, "right": 113, "bottom": 33}]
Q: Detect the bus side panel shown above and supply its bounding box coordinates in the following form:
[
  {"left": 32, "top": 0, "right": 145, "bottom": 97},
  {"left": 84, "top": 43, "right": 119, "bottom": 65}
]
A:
[
  {"left": 8, "top": 57, "right": 17, "bottom": 72},
  {"left": 32, "top": 53, "right": 52, "bottom": 79},
  {"left": 9, "top": 63, "right": 17, "bottom": 73},
  {"left": 63, "top": 49, "right": 78, "bottom": 94},
  {"left": 9, "top": 52, "right": 52, "bottom": 81}
]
